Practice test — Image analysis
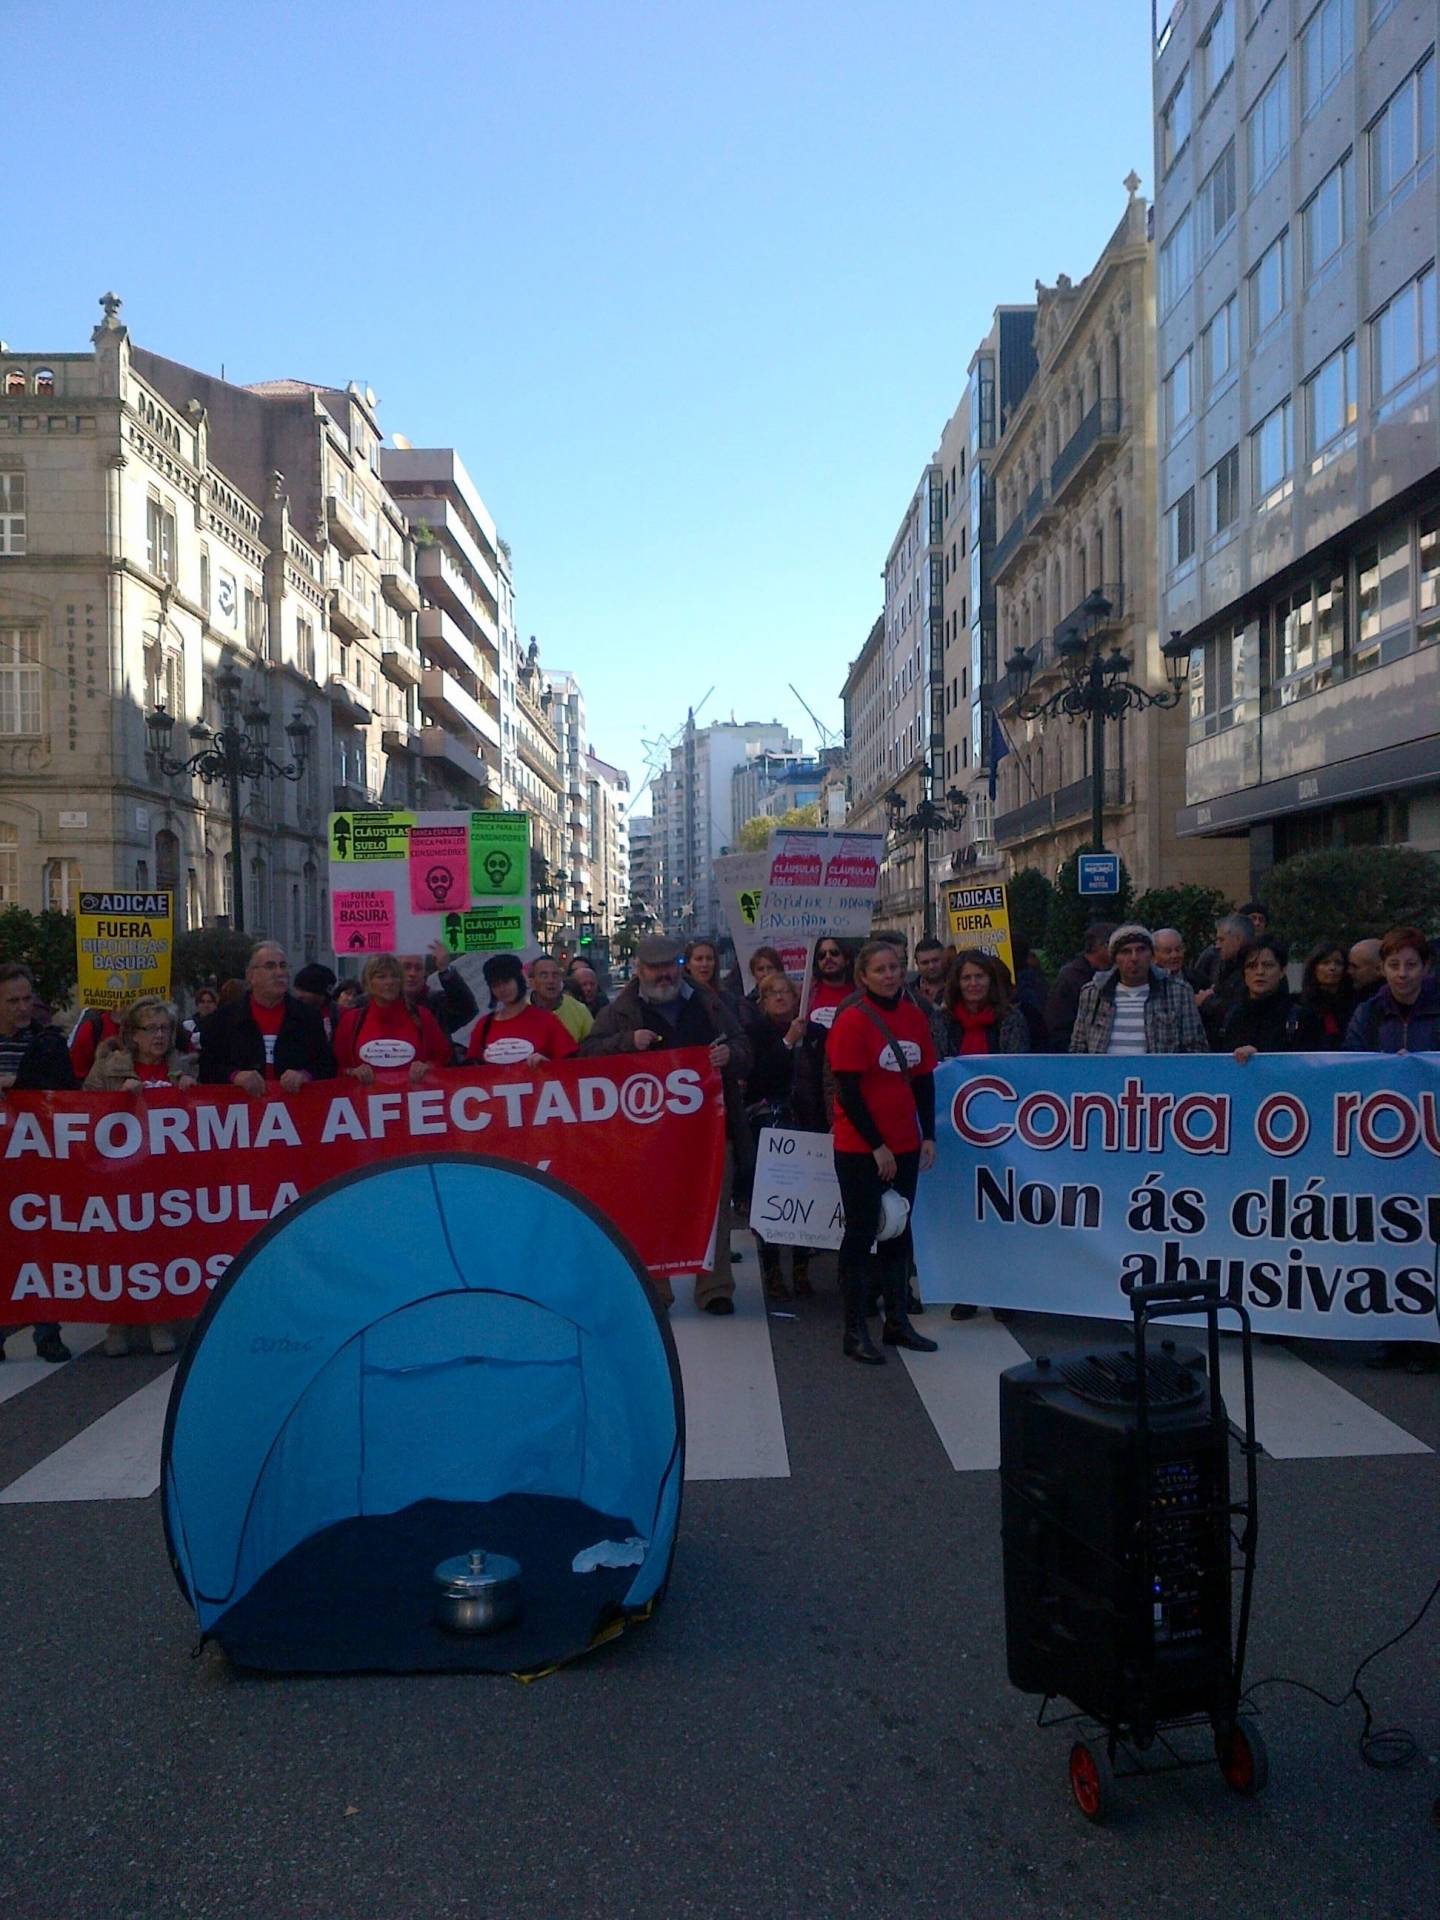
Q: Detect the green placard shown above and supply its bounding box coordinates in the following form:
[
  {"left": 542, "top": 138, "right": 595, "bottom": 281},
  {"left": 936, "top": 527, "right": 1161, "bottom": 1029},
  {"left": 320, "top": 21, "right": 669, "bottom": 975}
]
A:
[
  {"left": 469, "top": 811, "right": 528, "bottom": 896},
  {"left": 330, "top": 811, "right": 415, "bottom": 862},
  {"left": 440, "top": 905, "right": 528, "bottom": 955}
]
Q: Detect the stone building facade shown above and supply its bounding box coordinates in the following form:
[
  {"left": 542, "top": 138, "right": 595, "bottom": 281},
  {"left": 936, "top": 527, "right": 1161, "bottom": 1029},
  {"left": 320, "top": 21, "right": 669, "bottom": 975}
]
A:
[
  {"left": 989, "top": 184, "right": 1246, "bottom": 899},
  {"left": 0, "top": 297, "right": 335, "bottom": 946}
]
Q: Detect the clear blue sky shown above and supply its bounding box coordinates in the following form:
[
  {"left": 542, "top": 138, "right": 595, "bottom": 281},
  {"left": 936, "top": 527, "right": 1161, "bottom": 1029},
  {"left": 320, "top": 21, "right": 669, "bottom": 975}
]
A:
[{"left": 6, "top": 0, "right": 1154, "bottom": 808}]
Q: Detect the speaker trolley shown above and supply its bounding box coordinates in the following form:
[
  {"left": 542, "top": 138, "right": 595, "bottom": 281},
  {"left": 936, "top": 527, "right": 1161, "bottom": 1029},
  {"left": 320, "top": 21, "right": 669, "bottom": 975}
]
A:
[{"left": 1000, "top": 1279, "right": 1265, "bottom": 1822}]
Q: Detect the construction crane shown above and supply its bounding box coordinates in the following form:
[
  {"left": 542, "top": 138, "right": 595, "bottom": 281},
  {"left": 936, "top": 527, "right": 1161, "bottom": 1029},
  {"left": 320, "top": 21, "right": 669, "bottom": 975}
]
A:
[
  {"left": 627, "top": 685, "right": 715, "bottom": 816},
  {"left": 789, "top": 683, "right": 841, "bottom": 752}
]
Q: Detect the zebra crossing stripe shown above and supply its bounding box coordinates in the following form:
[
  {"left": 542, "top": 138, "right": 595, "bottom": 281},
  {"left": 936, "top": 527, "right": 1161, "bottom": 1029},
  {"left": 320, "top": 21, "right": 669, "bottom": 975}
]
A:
[
  {"left": 0, "top": 1368, "right": 176, "bottom": 1504},
  {"left": 668, "top": 1249, "right": 791, "bottom": 1481},
  {"left": 0, "top": 1326, "right": 108, "bottom": 1409},
  {"left": 1216, "top": 1339, "right": 1431, "bottom": 1460},
  {"left": 895, "top": 1312, "right": 1031, "bottom": 1471}
]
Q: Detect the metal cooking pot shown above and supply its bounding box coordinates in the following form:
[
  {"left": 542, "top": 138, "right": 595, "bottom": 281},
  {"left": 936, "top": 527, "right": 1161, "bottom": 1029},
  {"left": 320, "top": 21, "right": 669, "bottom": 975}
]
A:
[{"left": 433, "top": 1548, "right": 522, "bottom": 1635}]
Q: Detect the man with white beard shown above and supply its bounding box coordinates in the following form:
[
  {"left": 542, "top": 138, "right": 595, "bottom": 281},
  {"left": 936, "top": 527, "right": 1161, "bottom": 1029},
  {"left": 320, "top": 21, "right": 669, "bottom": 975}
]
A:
[{"left": 581, "top": 934, "right": 752, "bottom": 1313}]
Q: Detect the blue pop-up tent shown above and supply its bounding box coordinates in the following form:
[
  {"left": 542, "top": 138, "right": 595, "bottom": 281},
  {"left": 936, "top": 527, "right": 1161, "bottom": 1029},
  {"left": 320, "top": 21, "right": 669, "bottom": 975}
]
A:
[{"left": 162, "top": 1155, "right": 684, "bottom": 1674}]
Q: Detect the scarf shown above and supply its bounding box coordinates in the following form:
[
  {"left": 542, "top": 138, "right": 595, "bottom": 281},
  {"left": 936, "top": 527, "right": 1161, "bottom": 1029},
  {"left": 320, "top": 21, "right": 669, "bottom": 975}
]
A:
[{"left": 951, "top": 1002, "right": 998, "bottom": 1055}]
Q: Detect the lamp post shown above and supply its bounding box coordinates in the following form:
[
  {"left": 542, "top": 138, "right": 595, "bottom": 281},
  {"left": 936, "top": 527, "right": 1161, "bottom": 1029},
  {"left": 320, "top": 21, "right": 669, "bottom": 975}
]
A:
[
  {"left": 883, "top": 774, "right": 969, "bottom": 940},
  {"left": 1004, "top": 591, "right": 1191, "bottom": 857},
  {"left": 146, "top": 661, "right": 311, "bottom": 934}
]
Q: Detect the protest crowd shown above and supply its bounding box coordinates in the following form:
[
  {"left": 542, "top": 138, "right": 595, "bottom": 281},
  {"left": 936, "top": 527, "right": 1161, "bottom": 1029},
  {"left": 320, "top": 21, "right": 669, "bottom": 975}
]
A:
[{"left": 1, "top": 896, "right": 1438, "bottom": 1377}]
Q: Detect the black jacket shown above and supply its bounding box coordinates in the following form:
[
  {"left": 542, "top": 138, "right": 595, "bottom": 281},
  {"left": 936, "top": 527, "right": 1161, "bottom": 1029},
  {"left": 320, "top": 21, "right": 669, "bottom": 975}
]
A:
[
  {"left": 1220, "top": 986, "right": 1324, "bottom": 1054},
  {"left": 1043, "top": 954, "right": 1098, "bottom": 1051},
  {"left": 10, "top": 1021, "right": 79, "bottom": 1091},
  {"left": 197, "top": 992, "right": 337, "bottom": 1085},
  {"left": 745, "top": 1018, "right": 826, "bottom": 1132},
  {"left": 417, "top": 966, "right": 477, "bottom": 1037}
]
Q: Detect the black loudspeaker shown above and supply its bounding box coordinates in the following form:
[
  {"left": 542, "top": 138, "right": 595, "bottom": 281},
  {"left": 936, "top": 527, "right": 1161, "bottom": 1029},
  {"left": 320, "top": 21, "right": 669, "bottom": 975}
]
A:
[{"left": 1000, "top": 1345, "right": 1234, "bottom": 1737}]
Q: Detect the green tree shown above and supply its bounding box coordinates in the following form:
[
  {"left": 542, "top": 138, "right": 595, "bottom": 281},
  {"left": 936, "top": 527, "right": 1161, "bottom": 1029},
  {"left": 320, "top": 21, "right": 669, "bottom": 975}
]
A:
[
  {"left": 1261, "top": 846, "right": 1440, "bottom": 953},
  {"left": 1006, "top": 868, "right": 1054, "bottom": 956},
  {"left": 1044, "top": 846, "right": 1134, "bottom": 964},
  {"left": 172, "top": 926, "right": 253, "bottom": 991},
  {"left": 0, "top": 907, "right": 78, "bottom": 1006},
  {"left": 1132, "top": 883, "right": 1231, "bottom": 960},
  {"left": 734, "top": 803, "right": 821, "bottom": 851}
]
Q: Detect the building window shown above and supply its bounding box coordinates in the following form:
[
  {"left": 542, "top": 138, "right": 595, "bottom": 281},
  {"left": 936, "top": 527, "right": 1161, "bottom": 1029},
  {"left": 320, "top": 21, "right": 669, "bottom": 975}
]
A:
[
  {"left": 1200, "top": 0, "right": 1235, "bottom": 99},
  {"left": 2, "top": 371, "right": 25, "bottom": 396},
  {"left": 1369, "top": 56, "right": 1434, "bottom": 218},
  {"left": 1420, "top": 507, "right": 1440, "bottom": 647},
  {"left": 1370, "top": 264, "right": 1437, "bottom": 416},
  {"left": 1251, "top": 396, "right": 1294, "bottom": 507},
  {"left": 1202, "top": 295, "right": 1238, "bottom": 390},
  {"left": 44, "top": 858, "right": 81, "bottom": 913},
  {"left": 33, "top": 369, "right": 54, "bottom": 397},
  {"left": 199, "top": 544, "right": 210, "bottom": 612},
  {"left": 297, "top": 616, "right": 315, "bottom": 680},
  {"left": 1162, "top": 69, "right": 1193, "bottom": 170},
  {"left": 1249, "top": 61, "right": 1290, "bottom": 192},
  {"left": 145, "top": 495, "right": 177, "bottom": 582},
  {"left": 144, "top": 639, "right": 184, "bottom": 721},
  {"left": 1249, "top": 229, "right": 1290, "bottom": 338},
  {"left": 0, "top": 471, "right": 26, "bottom": 555},
  {"left": 1164, "top": 349, "right": 1193, "bottom": 435},
  {"left": 1354, "top": 522, "right": 1412, "bottom": 673},
  {"left": 1206, "top": 447, "right": 1241, "bottom": 538},
  {"left": 1199, "top": 141, "right": 1238, "bottom": 253},
  {"left": 244, "top": 584, "right": 267, "bottom": 656},
  {"left": 1305, "top": 338, "right": 1358, "bottom": 463},
  {"left": 0, "top": 628, "right": 42, "bottom": 735},
  {"left": 1159, "top": 207, "right": 1195, "bottom": 314},
  {"left": 1166, "top": 488, "right": 1197, "bottom": 574},
  {"left": 1303, "top": 151, "right": 1353, "bottom": 284},
  {"left": 0, "top": 824, "right": 16, "bottom": 903},
  {"left": 1270, "top": 573, "right": 1344, "bottom": 704},
  {"left": 1301, "top": 0, "right": 1353, "bottom": 120}
]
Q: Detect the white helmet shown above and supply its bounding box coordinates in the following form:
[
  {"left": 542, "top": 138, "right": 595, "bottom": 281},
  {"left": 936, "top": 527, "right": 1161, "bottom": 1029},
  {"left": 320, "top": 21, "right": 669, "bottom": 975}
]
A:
[{"left": 875, "top": 1188, "right": 911, "bottom": 1242}]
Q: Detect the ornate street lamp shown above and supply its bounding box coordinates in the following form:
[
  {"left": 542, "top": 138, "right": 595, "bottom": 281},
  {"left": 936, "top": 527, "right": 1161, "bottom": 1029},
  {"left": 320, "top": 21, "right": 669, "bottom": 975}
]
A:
[
  {"left": 884, "top": 772, "right": 969, "bottom": 939},
  {"left": 146, "top": 663, "right": 311, "bottom": 934},
  {"left": 1004, "top": 590, "right": 1190, "bottom": 857}
]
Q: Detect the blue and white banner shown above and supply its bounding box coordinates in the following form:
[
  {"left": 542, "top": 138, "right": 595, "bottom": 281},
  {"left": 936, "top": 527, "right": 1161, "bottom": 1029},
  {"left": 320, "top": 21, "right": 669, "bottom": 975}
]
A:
[{"left": 913, "top": 1055, "right": 1440, "bottom": 1343}]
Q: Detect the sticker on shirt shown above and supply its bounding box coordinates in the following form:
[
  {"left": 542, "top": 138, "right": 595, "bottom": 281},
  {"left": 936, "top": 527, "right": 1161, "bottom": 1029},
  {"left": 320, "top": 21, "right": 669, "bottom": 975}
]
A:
[
  {"left": 809, "top": 1004, "right": 838, "bottom": 1029},
  {"left": 358, "top": 1037, "right": 418, "bottom": 1068},
  {"left": 483, "top": 1035, "right": 535, "bottom": 1065},
  {"left": 263, "top": 1034, "right": 278, "bottom": 1066},
  {"left": 878, "top": 1039, "right": 922, "bottom": 1072}
]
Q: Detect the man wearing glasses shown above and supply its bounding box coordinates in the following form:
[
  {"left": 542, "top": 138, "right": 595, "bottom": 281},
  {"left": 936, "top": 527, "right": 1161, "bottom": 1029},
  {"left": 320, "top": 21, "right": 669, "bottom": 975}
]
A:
[{"left": 198, "top": 942, "right": 337, "bottom": 1095}]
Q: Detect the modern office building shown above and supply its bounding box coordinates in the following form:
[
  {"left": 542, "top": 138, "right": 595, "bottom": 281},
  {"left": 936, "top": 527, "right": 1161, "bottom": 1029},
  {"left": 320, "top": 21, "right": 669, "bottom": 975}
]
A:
[
  {"left": 627, "top": 811, "right": 661, "bottom": 925},
  {"left": 731, "top": 747, "right": 827, "bottom": 827},
  {"left": 989, "top": 179, "right": 1247, "bottom": 896},
  {"left": 380, "top": 446, "right": 505, "bottom": 809},
  {"left": 0, "top": 297, "right": 340, "bottom": 945},
  {"left": 1153, "top": 0, "right": 1439, "bottom": 878},
  {"left": 653, "top": 715, "right": 799, "bottom": 934}
]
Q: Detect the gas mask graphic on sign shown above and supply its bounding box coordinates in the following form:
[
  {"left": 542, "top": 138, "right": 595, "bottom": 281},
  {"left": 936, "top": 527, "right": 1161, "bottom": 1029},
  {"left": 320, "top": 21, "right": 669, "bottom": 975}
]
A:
[
  {"left": 482, "top": 850, "right": 512, "bottom": 889},
  {"left": 423, "top": 864, "right": 455, "bottom": 905}
]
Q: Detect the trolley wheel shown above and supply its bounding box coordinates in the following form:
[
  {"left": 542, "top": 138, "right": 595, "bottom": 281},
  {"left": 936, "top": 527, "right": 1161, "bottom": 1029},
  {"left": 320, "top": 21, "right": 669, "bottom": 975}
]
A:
[
  {"left": 1215, "top": 1715, "right": 1269, "bottom": 1796},
  {"left": 1068, "top": 1740, "right": 1115, "bottom": 1822}
]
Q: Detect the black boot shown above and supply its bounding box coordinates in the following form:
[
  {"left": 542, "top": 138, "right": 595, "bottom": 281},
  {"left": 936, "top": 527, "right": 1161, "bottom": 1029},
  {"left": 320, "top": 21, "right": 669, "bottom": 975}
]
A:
[
  {"left": 882, "top": 1266, "right": 937, "bottom": 1352},
  {"left": 841, "top": 1265, "right": 885, "bottom": 1366}
]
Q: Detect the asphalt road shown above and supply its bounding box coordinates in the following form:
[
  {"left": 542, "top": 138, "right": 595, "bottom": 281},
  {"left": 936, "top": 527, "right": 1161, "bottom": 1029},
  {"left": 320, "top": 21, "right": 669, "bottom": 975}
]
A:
[{"left": 1, "top": 1250, "right": 1436, "bottom": 1920}]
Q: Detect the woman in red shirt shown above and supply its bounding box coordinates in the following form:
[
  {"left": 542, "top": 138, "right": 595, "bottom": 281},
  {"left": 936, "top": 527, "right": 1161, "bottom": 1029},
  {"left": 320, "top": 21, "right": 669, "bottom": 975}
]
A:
[
  {"left": 827, "top": 940, "right": 939, "bottom": 1365},
  {"left": 333, "top": 955, "right": 453, "bottom": 1084},
  {"left": 465, "top": 954, "right": 577, "bottom": 1067}
]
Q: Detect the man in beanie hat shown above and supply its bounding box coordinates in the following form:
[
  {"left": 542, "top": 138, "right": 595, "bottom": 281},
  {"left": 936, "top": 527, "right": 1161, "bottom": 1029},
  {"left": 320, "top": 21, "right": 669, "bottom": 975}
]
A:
[
  {"left": 581, "top": 932, "right": 752, "bottom": 1313},
  {"left": 1068, "top": 924, "right": 1209, "bottom": 1056}
]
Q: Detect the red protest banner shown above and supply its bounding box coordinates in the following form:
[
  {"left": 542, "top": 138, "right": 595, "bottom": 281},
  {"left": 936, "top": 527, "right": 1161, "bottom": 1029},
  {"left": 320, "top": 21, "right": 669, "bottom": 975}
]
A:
[{"left": 0, "top": 1050, "right": 724, "bottom": 1322}]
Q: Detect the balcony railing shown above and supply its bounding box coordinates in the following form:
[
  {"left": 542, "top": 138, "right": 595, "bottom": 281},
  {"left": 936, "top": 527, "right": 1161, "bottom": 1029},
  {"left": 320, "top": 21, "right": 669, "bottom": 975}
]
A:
[
  {"left": 991, "top": 512, "right": 1026, "bottom": 579},
  {"left": 325, "top": 492, "right": 371, "bottom": 558},
  {"left": 993, "top": 584, "right": 1127, "bottom": 708},
  {"left": 1051, "top": 398, "right": 1123, "bottom": 501},
  {"left": 994, "top": 767, "right": 1125, "bottom": 845}
]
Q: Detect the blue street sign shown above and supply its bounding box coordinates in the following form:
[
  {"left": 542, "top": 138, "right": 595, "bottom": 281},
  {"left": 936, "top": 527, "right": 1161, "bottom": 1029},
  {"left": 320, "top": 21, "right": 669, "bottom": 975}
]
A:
[{"left": 1077, "top": 853, "right": 1121, "bottom": 895}]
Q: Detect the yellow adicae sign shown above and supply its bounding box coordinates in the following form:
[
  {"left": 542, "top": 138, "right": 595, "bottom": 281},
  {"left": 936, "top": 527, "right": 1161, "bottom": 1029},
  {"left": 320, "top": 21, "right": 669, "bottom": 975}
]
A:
[
  {"left": 943, "top": 882, "right": 1014, "bottom": 980},
  {"left": 74, "top": 891, "right": 174, "bottom": 1011}
]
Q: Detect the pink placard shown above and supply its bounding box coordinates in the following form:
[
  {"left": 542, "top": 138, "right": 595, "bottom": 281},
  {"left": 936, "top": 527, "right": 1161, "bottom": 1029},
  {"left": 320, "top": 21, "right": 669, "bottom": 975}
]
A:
[
  {"left": 409, "top": 825, "right": 471, "bottom": 915},
  {"left": 332, "top": 889, "right": 396, "bottom": 954}
]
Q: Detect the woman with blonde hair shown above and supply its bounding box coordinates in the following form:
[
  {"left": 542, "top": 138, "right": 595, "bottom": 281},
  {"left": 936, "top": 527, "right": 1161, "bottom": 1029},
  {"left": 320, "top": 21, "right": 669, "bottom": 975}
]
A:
[
  {"left": 84, "top": 997, "right": 196, "bottom": 1355},
  {"left": 333, "top": 953, "right": 453, "bottom": 1084}
]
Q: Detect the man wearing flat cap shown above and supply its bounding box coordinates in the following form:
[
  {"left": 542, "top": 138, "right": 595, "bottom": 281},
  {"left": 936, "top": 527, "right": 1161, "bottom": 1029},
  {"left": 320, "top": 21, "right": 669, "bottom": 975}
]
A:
[
  {"left": 581, "top": 932, "right": 752, "bottom": 1313},
  {"left": 1068, "top": 924, "right": 1209, "bottom": 1056}
]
